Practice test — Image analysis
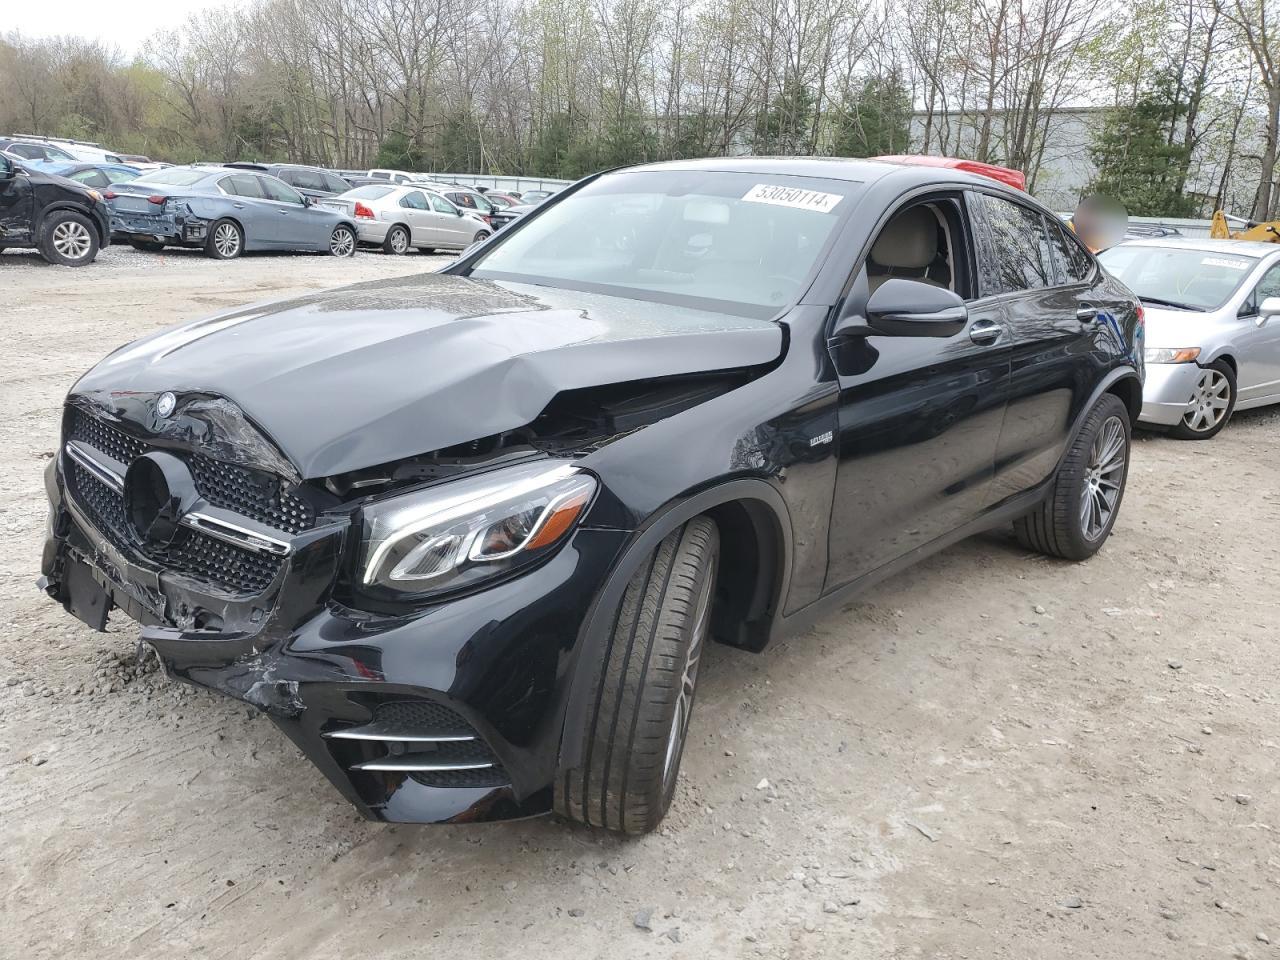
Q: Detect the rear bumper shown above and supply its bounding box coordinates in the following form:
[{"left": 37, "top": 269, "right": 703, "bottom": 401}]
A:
[
  {"left": 40, "top": 453, "right": 630, "bottom": 823},
  {"left": 1139, "top": 362, "right": 1202, "bottom": 426},
  {"left": 355, "top": 221, "right": 392, "bottom": 244}
]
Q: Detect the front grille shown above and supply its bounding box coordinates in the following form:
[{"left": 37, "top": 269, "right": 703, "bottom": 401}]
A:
[
  {"left": 64, "top": 406, "right": 296, "bottom": 597},
  {"left": 67, "top": 408, "right": 315, "bottom": 534},
  {"left": 67, "top": 459, "right": 282, "bottom": 594}
]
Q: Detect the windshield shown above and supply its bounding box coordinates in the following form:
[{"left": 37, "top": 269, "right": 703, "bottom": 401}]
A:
[
  {"left": 468, "top": 170, "right": 858, "bottom": 317},
  {"left": 343, "top": 185, "right": 395, "bottom": 200},
  {"left": 1100, "top": 245, "right": 1259, "bottom": 311},
  {"left": 134, "top": 167, "right": 213, "bottom": 187}
]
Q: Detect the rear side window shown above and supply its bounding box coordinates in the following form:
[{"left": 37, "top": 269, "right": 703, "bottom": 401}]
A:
[
  {"left": 976, "top": 193, "right": 1055, "bottom": 295},
  {"left": 400, "top": 191, "right": 429, "bottom": 210},
  {"left": 450, "top": 192, "right": 477, "bottom": 208},
  {"left": 220, "top": 174, "right": 266, "bottom": 198},
  {"left": 71, "top": 169, "right": 109, "bottom": 188},
  {"left": 324, "top": 174, "right": 350, "bottom": 193},
  {"left": 286, "top": 169, "right": 325, "bottom": 191}
]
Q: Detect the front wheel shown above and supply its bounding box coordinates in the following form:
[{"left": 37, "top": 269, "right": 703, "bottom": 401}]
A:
[
  {"left": 38, "top": 211, "right": 99, "bottom": 266},
  {"left": 555, "top": 517, "right": 719, "bottom": 835},
  {"left": 1014, "top": 393, "right": 1130, "bottom": 561},
  {"left": 1169, "top": 360, "right": 1235, "bottom": 440},
  {"left": 329, "top": 224, "right": 357, "bottom": 257}
]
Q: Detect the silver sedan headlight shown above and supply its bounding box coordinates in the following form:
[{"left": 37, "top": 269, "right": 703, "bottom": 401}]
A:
[
  {"left": 357, "top": 460, "right": 596, "bottom": 601},
  {"left": 1144, "top": 347, "right": 1201, "bottom": 364}
]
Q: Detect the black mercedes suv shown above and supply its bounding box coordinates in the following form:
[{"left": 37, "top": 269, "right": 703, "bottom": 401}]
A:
[
  {"left": 39, "top": 157, "right": 1144, "bottom": 833},
  {"left": 0, "top": 153, "right": 111, "bottom": 265}
]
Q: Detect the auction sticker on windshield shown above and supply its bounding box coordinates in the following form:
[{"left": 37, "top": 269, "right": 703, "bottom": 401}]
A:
[{"left": 742, "top": 184, "right": 843, "bottom": 213}]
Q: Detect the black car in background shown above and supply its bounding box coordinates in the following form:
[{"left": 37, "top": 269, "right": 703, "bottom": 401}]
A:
[
  {"left": 0, "top": 153, "right": 110, "bottom": 265},
  {"left": 224, "top": 162, "right": 353, "bottom": 198},
  {"left": 39, "top": 157, "right": 1143, "bottom": 833}
]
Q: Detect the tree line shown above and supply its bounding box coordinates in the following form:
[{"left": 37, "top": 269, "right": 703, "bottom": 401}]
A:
[{"left": 1, "top": 0, "right": 1276, "bottom": 218}]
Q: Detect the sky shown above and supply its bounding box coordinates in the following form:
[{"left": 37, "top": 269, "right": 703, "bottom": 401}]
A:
[{"left": 7, "top": 0, "right": 228, "bottom": 55}]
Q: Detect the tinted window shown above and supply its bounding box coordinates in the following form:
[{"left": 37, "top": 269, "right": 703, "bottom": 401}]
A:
[
  {"left": 324, "top": 174, "right": 350, "bottom": 193},
  {"left": 11, "top": 143, "right": 42, "bottom": 159},
  {"left": 220, "top": 174, "right": 265, "bottom": 198},
  {"left": 71, "top": 169, "right": 109, "bottom": 188},
  {"left": 450, "top": 192, "right": 477, "bottom": 208},
  {"left": 429, "top": 193, "right": 458, "bottom": 214},
  {"left": 400, "top": 191, "right": 429, "bottom": 210},
  {"left": 1045, "top": 219, "right": 1093, "bottom": 284},
  {"left": 286, "top": 169, "right": 325, "bottom": 191},
  {"left": 978, "top": 194, "right": 1053, "bottom": 294},
  {"left": 260, "top": 176, "right": 304, "bottom": 204}
]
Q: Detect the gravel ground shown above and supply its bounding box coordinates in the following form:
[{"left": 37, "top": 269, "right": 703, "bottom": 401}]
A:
[{"left": 2, "top": 244, "right": 1278, "bottom": 960}]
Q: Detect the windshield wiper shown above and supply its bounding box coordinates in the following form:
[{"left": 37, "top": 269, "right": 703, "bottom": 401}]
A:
[{"left": 1139, "top": 295, "right": 1203, "bottom": 312}]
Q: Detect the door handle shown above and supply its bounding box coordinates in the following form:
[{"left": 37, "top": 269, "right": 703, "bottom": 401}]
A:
[
  {"left": 969, "top": 318, "right": 1002, "bottom": 344},
  {"left": 232, "top": 203, "right": 245, "bottom": 209},
  {"left": 1076, "top": 304, "right": 1099, "bottom": 323}
]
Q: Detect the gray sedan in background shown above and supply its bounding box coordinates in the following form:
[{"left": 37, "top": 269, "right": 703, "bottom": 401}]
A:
[
  {"left": 320, "top": 184, "right": 491, "bottom": 254},
  {"left": 1101, "top": 238, "right": 1280, "bottom": 439},
  {"left": 108, "top": 166, "right": 359, "bottom": 259}
]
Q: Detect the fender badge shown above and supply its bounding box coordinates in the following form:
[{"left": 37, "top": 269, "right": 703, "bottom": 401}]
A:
[
  {"left": 809, "top": 431, "right": 834, "bottom": 448},
  {"left": 155, "top": 392, "right": 176, "bottom": 418}
]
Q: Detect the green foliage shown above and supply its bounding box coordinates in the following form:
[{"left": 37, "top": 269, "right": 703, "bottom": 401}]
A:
[
  {"left": 830, "top": 71, "right": 912, "bottom": 157},
  {"left": 1088, "top": 71, "right": 1197, "bottom": 217},
  {"left": 374, "top": 131, "right": 430, "bottom": 171},
  {"left": 754, "top": 79, "right": 814, "bottom": 155}
]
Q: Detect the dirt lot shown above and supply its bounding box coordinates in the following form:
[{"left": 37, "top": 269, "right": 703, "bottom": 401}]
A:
[{"left": 1, "top": 244, "right": 1278, "bottom": 960}]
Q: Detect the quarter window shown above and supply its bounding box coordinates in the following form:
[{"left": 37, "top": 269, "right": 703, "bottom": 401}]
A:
[{"left": 977, "top": 193, "right": 1054, "bottom": 295}]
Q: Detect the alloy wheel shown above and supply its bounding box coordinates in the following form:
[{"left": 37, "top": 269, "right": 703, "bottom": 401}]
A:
[
  {"left": 1080, "top": 414, "right": 1126, "bottom": 541},
  {"left": 331, "top": 228, "right": 356, "bottom": 257},
  {"left": 390, "top": 229, "right": 408, "bottom": 253},
  {"left": 213, "top": 223, "right": 241, "bottom": 258},
  {"left": 662, "top": 559, "right": 715, "bottom": 790},
  {"left": 1182, "top": 369, "right": 1230, "bottom": 433},
  {"left": 52, "top": 221, "right": 92, "bottom": 261}
]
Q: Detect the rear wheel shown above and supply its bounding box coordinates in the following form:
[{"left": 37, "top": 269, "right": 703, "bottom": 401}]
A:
[
  {"left": 38, "top": 211, "right": 99, "bottom": 266},
  {"left": 329, "top": 224, "right": 357, "bottom": 257},
  {"left": 204, "top": 219, "right": 243, "bottom": 259},
  {"left": 1169, "top": 360, "right": 1235, "bottom": 440},
  {"left": 555, "top": 517, "right": 719, "bottom": 835},
  {"left": 128, "top": 239, "right": 166, "bottom": 253},
  {"left": 1014, "top": 393, "right": 1130, "bottom": 561},
  {"left": 382, "top": 224, "right": 409, "bottom": 255}
]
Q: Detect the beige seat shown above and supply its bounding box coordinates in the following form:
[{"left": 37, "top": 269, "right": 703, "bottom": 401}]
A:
[{"left": 868, "top": 207, "right": 944, "bottom": 293}]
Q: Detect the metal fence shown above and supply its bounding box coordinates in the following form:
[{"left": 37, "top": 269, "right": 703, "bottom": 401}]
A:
[{"left": 427, "top": 173, "right": 575, "bottom": 193}]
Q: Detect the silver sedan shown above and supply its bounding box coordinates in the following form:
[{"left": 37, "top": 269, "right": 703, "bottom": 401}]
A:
[
  {"left": 1099, "top": 238, "right": 1280, "bottom": 439},
  {"left": 319, "top": 184, "right": 491, "bottom": 254}
]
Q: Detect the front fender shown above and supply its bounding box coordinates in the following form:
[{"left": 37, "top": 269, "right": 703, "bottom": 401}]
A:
[{"left": 557, "top": 477, "right": 793, "bottom": 771}]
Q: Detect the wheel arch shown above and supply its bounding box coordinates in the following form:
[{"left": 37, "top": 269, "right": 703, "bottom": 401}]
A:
[
  {"left": 1204, "top": 351, "right": 1237, "bottom": 377},
  {"left": 36, "top": 202, "right": 105, "bottom": 246},
  {"left": 1103, "top": 370, "right": 1143, "bottom": 426},
  {"left": 557, "top": 478, "right": 793, "bottom": 771}
]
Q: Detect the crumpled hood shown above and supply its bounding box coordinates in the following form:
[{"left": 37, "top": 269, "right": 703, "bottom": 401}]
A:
[{"left": 72, "top": 273, "right": 783, "bottom": 478}]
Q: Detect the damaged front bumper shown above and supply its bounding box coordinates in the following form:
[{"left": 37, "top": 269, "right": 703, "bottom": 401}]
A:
[{"left": 41, "top": 447, "right": 630, "bottom": 824}]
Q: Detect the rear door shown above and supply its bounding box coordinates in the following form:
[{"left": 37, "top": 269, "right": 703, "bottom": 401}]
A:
[
  {"left": 971, "top": 191, "right": 1108, "bottom": 503},
  {"left": 825, "top": 192, "right": 1011, "bottom": 589}
]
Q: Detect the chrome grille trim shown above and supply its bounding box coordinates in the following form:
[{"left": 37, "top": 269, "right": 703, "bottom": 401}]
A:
[
  {"left": 350, "top": 756, "right": 495, "bottom": 773},
  {"left": 65, "top": 441, "right": 123, "bottom": 494}
]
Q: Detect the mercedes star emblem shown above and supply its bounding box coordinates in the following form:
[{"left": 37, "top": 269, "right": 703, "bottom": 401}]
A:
[{"left": 156, "top": 391, "right": 176, "bottom": 418}]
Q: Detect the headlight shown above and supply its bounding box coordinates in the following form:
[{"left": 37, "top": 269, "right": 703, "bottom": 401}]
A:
[
  {"left": 357, "top": 460, "right": 596, "bottom": 601},
  {"left": 1144, "top": 347, "right": 1201, "bottom": 364},
  {"left": 86, "top": 189, "right": 103, "bottom": 203}
]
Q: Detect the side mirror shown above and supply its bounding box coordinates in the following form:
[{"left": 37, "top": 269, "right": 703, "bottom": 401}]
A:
[
  {"left": 457, "top": 209, "right": 464, "bottom": 217},
  {"left": 835, "top": 278, "right": 969, "bottom": 338},
  {"left": 1260, "top": 296, "right": 1280, "bottom": 320},
  {"left": 302, "top": 195, "right": 313, "bottom": 206}
]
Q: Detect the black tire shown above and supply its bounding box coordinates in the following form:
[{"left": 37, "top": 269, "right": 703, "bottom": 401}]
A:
[
  {"left": 382, "top": 224, "right": 410, "bottom": 255},
  {"left": 1014, "top": 393, "right": 1130, "bottom": 561},
  {"left": 329, "top": 224, "right": 357, "bottom": 257},
  {"left": 471, "top": 230, "right": 491, "bottom": 245},
  {"left": 129, "top": 239, "right": 166, "bottom": 253},
  {"left": 1168, "top": 360, "right": 1236, "bottom": 440},
  {"left": 555, "top": 517, "right": 719, "bottom": 835},
  {"left": 416, "top": 246, "right": 437, "bottom": 254},
  {"left": 204, "top": 219, "right": 243, "bottom": 259},
  {"left": 38, "top": 210, "right": 99, "bottom": 266}
]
